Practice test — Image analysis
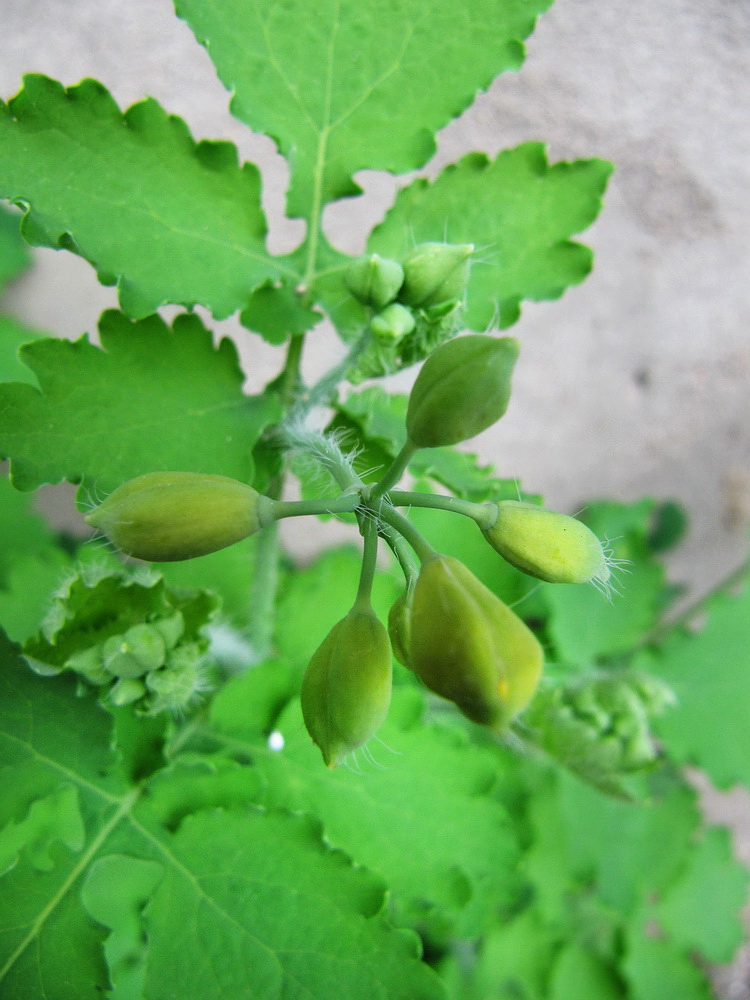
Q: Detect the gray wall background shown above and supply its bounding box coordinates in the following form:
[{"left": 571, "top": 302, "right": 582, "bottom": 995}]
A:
[{"left": 1, "top": 0, "right": 748, "bottom": 597}]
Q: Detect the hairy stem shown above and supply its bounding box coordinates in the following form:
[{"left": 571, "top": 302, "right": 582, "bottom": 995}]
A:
[
  {"left": 370, "top": 439, "right": 418, "bottom": 500},
  {"left": 354, "top": 514, "right": 379, "bottom": 610},
  {"left": 389, "top": 490, "right": 492, "bottom": 526},
  {"left": 377, "top": 503, "right": 437, "bottom": 565}
]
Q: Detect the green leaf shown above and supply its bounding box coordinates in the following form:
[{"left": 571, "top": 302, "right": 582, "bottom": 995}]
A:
[
  {"left": 176, "top": 0, "right": 554, "bottom": 215},
  {"left": 645, "top": 575, "right": 750, "bottom": 788},
  {"left": 368, "top": 145, "right": 613, "bottom": 328},
  {"left": 0, "top": 631, "right": 124, "bottom": 998},
  {"left": 622, "top": 926, "right": 715, "bottom": 1000},
  {"left": 0, "top": 474, "right": 56, "bottom": 587},
  {"left": 1, "top": 630, "right": 446, "bottom": 999},
  {"left": 136, "top": 807, "right": 446, "bottom": 1000},
  {"left": 0, "top": 75, "right": 278, "bottom": 319},
  {"left": 0, "top": 310, "right": 281, "bottom": 493},
  {"left": 0, "top": 784, "right": 84, "bottom": 877},
  {"left": 0, "top": 316, "right": 45, "bottom": 385},
  {"left": 543, "top": 500, "right": 670, "bottom": 668},
  {"left": 81, "top": 855, "right": 163, "bottom": 1000},
  {"left": 0, "top": 204, "right": 30, "bottom": 292},
  {"left": 0, "top": 549, "right": 72, "bottom": 644},
  {"left": 214, "top": 688, "right": 524, "bottom": 940},
  {"left": 240, "top": 281, "right": 322, "bottom": 344},
  {"left": 548, "top": 944, "right": 625, "bottom": 1000},
  {"left": 652, "top": 826, "right": 749, "bottom": 963}
]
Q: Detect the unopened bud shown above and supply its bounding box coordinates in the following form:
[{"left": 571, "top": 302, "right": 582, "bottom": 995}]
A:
[
  {"left": 370, "top": 303, "right": 416, "bottom": 343},
  {"left": 86, "top": 472, "right": 269, "bottom": 561},
  {"left": 345, "top": 254, "right": 404, "bottom": 310},
  {"left": 483, "top": 501, "right": 610, "bottom": 585},
  {"left": 409, "top": 555, "right": 543, "bottom": 729},
  {"left": 301, "top": 607, "right": 392, "bottom": 768},
  {"left": 399, "top": 242, "right": 473, "bottom": 309},
  {"left": 407, "top": 335, "right": 518, "bottom": 447}
]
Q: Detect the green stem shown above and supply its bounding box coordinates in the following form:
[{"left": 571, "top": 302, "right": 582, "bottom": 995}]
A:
[
  {"left": 370, "top": 439, "right": 418, "bottom": 500},
  {"left": 377, "top": 503, "right": 438, "bottom": 565},
  {"left": 389, "top": 490, "right": 493, "bottom": 527},
  {"left": 297, "top": 325, "right": 373, "bottom": 416},
  {"left": 247, "top": 332, "right": 308, "bottom": 662},
  {"left": 354, "top": 515, "right": 379, "bottom": 610},
  {"left": 378, "top": 519, "right": 420, "bottom": 590},
  {"left": 246, "top": 520, "right": 281, "bottom": 663},
  {"left": 641, "top": 555, "right": 750, "bottom": 648},
  {"left": 266, "top": 494, "right": 361, "bottom": 520}
]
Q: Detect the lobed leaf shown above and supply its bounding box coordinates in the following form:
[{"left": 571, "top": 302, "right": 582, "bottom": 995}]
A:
[
  {"left": 368, "top": 145, "right": 613, "bottom": 329},
  {"left": 644, "top": 572, "right": 750, "bottom": 788},
  {"left": 212, "top": 687, "right": 524, "bottom": 940},
  {"left": 0, "top": 310, "right": 281, "bottom": 493},
  {"left": 0, "top": 203, "right": 30, "bottom": 293},
  {"left": 0, "top": 316, "right": 44, "bottom": 385},
  {"left": 0, "top": 76, "right": 279, "bottom": 318},
  {"left": 0, "top": 631, "right": 447, "bottom": 999},
  {"left": 176, "top": 0, "right": 554, "bottom": 216}
]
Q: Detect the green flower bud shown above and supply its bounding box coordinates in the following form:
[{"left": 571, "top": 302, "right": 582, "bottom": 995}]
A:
[
  {"left": 482, "top": 501, "right": 610, "bottom": 585},
  {"left": 86, "top": 472, "right": 268, "bottom": 562},
  {"left": 387, "top": 589, "right": 413, "bottom": 668},
  {"left": 301, "top": 607, "right": 392, "bottom": 768},
  {"left": 409, "top": 555, "right": 543, "bottom": 729},
  {"left": 370, "top": 302, "right": 416, "bottom": 343},
  {"left": 66, "top": 646, "right": 109, "bottom": 685},
  {"left": 144, "top": 644, "right": 207, "bottom": 714},
  {"left": 406, "top": 335, "right": 519, "bottom": 448},
  {"left": 399, "top": 242, "right": 473, "bottom": 309},
  {"left": 151, "top": 611, "right": 185, "bottom": 650},
  {"left": 109, "top": 676, "right": 146, "bottom": 707},
  {"left": 345, "top": 253, "right": 404, "bottom": 310},
  {"left": 102, "top": 634, "right": 149, "bottom": 679}
]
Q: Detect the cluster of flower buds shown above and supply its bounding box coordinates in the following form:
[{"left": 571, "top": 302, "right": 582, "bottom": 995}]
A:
[
  {"left": 66, "top": 613, "right": 206, "bottom": 713},
  {"left": 344, "top": 242, "right": 474, "bottom": 379},
  {"left": 521, "top": 673, "right": 675, "bottom": 795},
  {"left": 24, "top": 561, "right": 216, "bottom": 716},
  {"left": 85, "top": 323, "right": 616, "bottom": 763}
]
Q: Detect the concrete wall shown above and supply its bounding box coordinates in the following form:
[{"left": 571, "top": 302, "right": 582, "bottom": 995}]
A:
[{"left": 1, "top": 0, "right": 748, "bottom": 602}]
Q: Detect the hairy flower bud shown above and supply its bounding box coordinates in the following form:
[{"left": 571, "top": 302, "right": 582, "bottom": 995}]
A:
[
  {"left": 86, "top": 471, "right": 269, "bottom": 561},
  {"left": 406, "top": 335, "right": 519, "bottom": 447},
  {"left": 409, "top": 555, "right": 543, "bottom": 729},
  {"left": 301, "top": 607, "right": 392, "bottom": 768},
  {"left": 399, "top": 242, "right": 473, "bottom": 309},
  {"left": 482, "top": 501, "right": 610, "bottom": 585},
  {"left": 345, "top": 253, "right": 404, "bottom": 310},
  {"left": 370, "top": 302, "right": 416, "bottom": 343}
]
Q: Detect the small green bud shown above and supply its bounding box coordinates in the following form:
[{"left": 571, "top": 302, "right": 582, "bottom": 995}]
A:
[
  {"left": 86, "top": 471, "right": 267, "bottom": 561},
  {"left": 144, "top": 644, "right": 206, "bottom": 714},
  {"left": 151, "top": 611, "right": 185, "bottom": 650},
  {"left": 345, "top": 253, "right": 404, "bottom": 309},
  {"left": 370, "top": 302, "right": 416, "bottom": 343},
  {"left": 102, "top": 634, "right": 148, "bottom": 679},
  {"left": 406, "top": 335, "right": 519, "bottom": 448},
  {"left": 482, "top": 501, "right": 610, "bottom": 585},
  {"left": 387, "top": 589, "right": 413, "bottom": 668},
  {"left": 399, "top": 242, "right": 473, "bottom": 309},
  {"left": 409, "top": 555, "right": 543, "bottom": 729},
  {"left": 301, "top": 607, "right": 392, "bottom": 768},
  {"left": 109, "top": 676, "right": 146, "bottom": 707},
  {"left": 66, "top": 646, "right": 109, "bottom": 685}
]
